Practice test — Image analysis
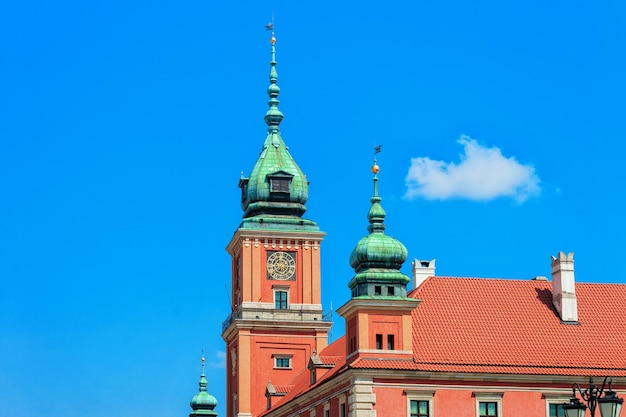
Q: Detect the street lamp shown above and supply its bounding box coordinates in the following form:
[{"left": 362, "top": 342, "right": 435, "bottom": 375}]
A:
[{"left": 563, "top": 377, "right": 623, "bottom": 417}]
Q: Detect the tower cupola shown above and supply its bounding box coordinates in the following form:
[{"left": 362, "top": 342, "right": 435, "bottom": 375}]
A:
[
  {"left": 348, "top": 158, "right": 410, "bottom": 298},
  {"left": 189, "top": 355, "right": 218, "bottom": 417},
  {"left": 238, "top": 33, "right": 317, "bottom": 231}
]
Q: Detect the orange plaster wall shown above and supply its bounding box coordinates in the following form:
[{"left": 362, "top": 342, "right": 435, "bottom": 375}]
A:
[
  {"left": 246, "top": 330, "right": 319, "bottom": 415},
  {"left": 503, "top": 391, "right": 546, "bottom": 416},
  {"left": 373, "top": 386, "right": 406, "bottom": 416},
  {"left": 357, "top": 311, "right": 369, "bottom": 349},
  {"left": 302, "top": 245, "right": 311, "bottom": 304},
  {"left": 368, "top": 314, "right": 401, "bottom": 348},
  {"left": 310, "top": 245, "right": 321, "bottom": 304},
  {"left": 432, "top": 389, "right": 550, "bottom": 417},
  {"left": 402, "top": 314, "right": 412, "bottom": 350},
  {"left": 241, "top": 242, "right": 252, "bottom": 303},
  {"left": 433, "top": 390, "right": 475, "bottom": 417}
]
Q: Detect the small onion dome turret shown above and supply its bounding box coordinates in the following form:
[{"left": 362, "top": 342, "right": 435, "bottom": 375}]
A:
[
  {"left": 189, "top": 356, "right": 218, "bottom": 417},
  {"left": 348, "top": 160, "right": 410, "bottom": 296}
]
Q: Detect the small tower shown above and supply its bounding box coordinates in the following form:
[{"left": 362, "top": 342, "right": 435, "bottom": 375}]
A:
[
  {"left": 337, "top": 155, "right": 420, "bottom": 362},
  {"left": 222, "top": 31, "right": 331, "bottom": 417},
  {"left": 189, "top": 355, "right": 218, "bottom": 417}
]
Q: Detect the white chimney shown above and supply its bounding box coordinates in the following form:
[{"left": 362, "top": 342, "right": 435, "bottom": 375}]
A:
[
  {"left": 551, "top": 252, "right": 578, "bottom": 322},
  {"left": 412, "top": 259, "right": 435, "bottom": 289}
]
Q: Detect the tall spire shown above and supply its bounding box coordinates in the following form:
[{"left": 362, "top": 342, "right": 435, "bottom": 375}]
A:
[
  {"left": 237, "top": 29, "right": 319, "bottom": 230},
  {"left": 189, "top": 353, "right": 218, "bottom": 417},
  {"left": 264, "top": 32, "right": 283, "bottom": 132}
]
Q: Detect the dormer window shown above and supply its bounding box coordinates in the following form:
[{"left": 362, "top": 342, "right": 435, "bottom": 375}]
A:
[
  {"left": 267, "top": 171, "right": 293, "bottom": 201},
  {"left": 270, "top": 177, "right": 290, "bottom": 193}
]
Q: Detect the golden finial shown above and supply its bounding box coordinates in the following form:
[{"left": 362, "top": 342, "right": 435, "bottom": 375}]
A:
[
  {"left": 372, "top": 145, "right": 382, "bottom": 174},
  {"left": 270, "top": 32, "right": 276, "bottom": 44}
]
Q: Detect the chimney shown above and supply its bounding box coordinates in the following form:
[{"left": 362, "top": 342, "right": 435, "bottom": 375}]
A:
[
  {"left": 412, "top": 259, "right": 435, "bottom": 289},
  {"left": 551, "top": 252, "right": 578, "bottom": 322}
]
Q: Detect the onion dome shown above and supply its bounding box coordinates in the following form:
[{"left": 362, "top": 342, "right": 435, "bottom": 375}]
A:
[
  {"left": 238, "top": 32, "right": 318, "bottom": 231},
  {"left": 189, "top": 355, "right": 218, "bottom": 417},
  {"left": 348, "top": 159, "right": 410, "bottom": 297}
]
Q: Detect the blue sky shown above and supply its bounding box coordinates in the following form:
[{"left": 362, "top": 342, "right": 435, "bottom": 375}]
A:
[{"left": 1, "top": 1, "right": 625, "bottom": 416}]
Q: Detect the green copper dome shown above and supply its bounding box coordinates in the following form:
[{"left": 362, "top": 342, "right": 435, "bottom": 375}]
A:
[
  {"left": 189, "top": 356, "right": 218, "bottom": 417},
  {"left": 238, "top": 33, "right": 318, "bottom": 231},
  {"left": 348, "top": 161, "right": 410, "bottom": 296}
]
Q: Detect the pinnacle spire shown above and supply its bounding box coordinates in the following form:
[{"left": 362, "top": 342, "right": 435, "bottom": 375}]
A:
[
  {"left": 237, "top": 28, "right": 320, "bottom": 230},
  {"left": 199, "top": 352, "right": 207, "bottom": 392},
  {"left": 264, "top": 31, "right": 283, "bottom": 132},
  {"left": 368, "top": 152, "right": 386, "bottom": 234},
  {"left": 189, "top": 352, "right": 217, "bottom": 417}
]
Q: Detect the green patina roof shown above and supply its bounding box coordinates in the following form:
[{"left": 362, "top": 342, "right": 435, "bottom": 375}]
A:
[
  {"left": 189, "top": 357, "right": 218, "bottom": 417},
  {"left": 238, "top": 33, "right": 318, "bottom": 232},
  {"left": 348, "top": 162, "right": 410, "bottom": 290}
]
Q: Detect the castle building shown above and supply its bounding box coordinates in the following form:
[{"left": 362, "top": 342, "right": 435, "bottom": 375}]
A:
[{"left": 221, "top": 32, "right": 626, "bottom": 417}]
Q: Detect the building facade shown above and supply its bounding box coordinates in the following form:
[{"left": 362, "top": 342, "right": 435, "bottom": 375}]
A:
[{"left": 222, "top": 33, "right": 626, "bottom": 417}]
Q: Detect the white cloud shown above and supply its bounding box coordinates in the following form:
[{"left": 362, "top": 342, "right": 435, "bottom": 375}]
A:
[
  {"left": 405, "top": 135, "right": 540, "bottom": 202},
  {"left": 208, "top": 350, "right": 226, "bottom": 368}
]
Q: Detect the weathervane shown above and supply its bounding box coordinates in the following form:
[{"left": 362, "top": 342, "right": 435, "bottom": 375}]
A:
[{"left": 372, "top": 145, "right": 382, "bottom": 176}]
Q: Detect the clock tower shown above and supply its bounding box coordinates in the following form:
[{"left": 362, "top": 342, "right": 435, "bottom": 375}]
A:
[{"left": 221, "top": 32, "right": 331, "bottom": 417}]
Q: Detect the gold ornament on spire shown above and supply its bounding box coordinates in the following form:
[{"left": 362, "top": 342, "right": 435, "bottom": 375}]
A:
[{"left": 372, "top": 144, "right": 382, "bottom": 174}]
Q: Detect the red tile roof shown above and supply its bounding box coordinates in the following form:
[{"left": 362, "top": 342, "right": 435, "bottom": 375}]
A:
[
  {"left": 350, "top": 357, "right": 419, "bottom": 370},
  {"left": 271, "top": 385, "right": 294, "bottom": 394},
  {"left": 262, "top": 276, "right": 626, "bottom": 415},
  {"left": 411, "top": 277, "right": 626, "bottom": 376}
]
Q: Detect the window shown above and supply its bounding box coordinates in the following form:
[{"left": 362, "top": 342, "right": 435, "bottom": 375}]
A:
[
  {"left": 387, "top": 286, "right": 395, "bottom": 295},
  {"left": 544, "top": 394, "right": 570, "bottom": 417},
  {"left": 375, "top": 334, "right": 383, "bottom": 349},
  {"left": 479, "top": 402, "right": 498, "bottom": 417},
  {"left": 267, "top": 173, "right": 293, "bottom": 201},
  {"left": 474, "top": 392, "right": 502, "bottom": 417},
  {"left": 405, "top": 391, "right": 434, "bottom": 417},
  {"left": 549, "top": 404, "right": 565, "bottom": 417},
  {"left": 275, "top": 290, "right": 288, "bottom": 309},
  {"left": 273, "top": 354, "right": 292, "bottom": 369},
  {"left": 374, "top": 285, "right": 382, "bottom": 295},
  {"left": 275, "top": 357, "right": 290, "bottom": 368},
  {"left": 324, "top": 403, "right": 330, "bottom": 417},
  {"left": 340, "top": 400, "right": 346, "bottom": 417},
  {"left": 387, "top": 334, "right": 395, "bottom": 350},
  {"left": 270, "top": 177, "right": 290, "bottom": 193},
  {"left": 410, "top": 400, "right": 429, "bottom": 417}
]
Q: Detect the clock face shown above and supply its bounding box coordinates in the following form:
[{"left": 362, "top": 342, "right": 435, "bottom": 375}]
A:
[{"left": 266, "top": 251, "right": 296, "bottom": 280}]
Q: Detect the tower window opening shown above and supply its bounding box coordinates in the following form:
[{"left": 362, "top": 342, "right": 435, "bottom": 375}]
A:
[
  {"left": 350, "top": 337, "right": 357, "bottom": 353},
  {"left": 374, "top": 285, "right": 382, "bottom": 295},
  {"left": 375, "top": 334, "right": 383, "bottom": 350},
  {"left": 387, "top": 286, "right": 395, "bottom": 296},
  {"left": 387, "top": 334, "right": 395, "bottom": 350},
  {"left": 275, "top": 290, "right": 288, "bottom": 309},
  {"left": 270, "top": 177, "right": 290, "bottom": 193}
]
